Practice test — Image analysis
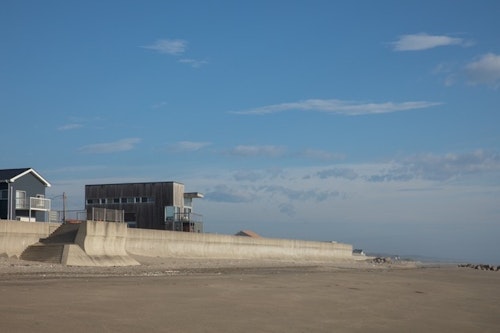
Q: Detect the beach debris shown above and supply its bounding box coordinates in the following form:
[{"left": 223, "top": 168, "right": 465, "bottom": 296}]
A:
[
  {"left": 369, "top": 257, "right": 393, "bottom": 264},
  {"left": 458, "top": 263, "right": 500, "bottom": 271}
]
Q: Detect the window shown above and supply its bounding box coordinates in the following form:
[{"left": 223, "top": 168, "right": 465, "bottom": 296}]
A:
[
  {"left": 0, "top": 190, "right": 7, "bottom": 200},
  {"left": 121, "top": 198, "right": 127, "bottom": 203},
  {"left": 16, "top": 191, "right": 27, "bottom": 209},
  {"left": 113, "top": 198, "right": 120, "bottom": 204},
  {"left": 86, "top": 199, "right": 94, "bottom": 205},
  {"left": 100, "top": 198, "right": 107, "bottom": 204}
]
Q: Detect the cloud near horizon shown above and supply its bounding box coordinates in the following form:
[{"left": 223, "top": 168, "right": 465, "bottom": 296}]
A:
[
  {"left": 79, "top": 138, "right": 141, "bottom": 154},
  {"left": 198, "top": 149, "right": 500, "bottom": 215},
  {"left": 296, "top": 148, "right": 345, "bottom": 161},
  {"left": 232, "top": 99, "right": 442, "bottom": 116},
  {"left": 392, "top": 33, "right": 468, "bottom": 51},
  {"left": 204, "top": 184, "right": 256, "bottom": 203},
  {"left": 227, "top": 145, "right": 287, "bottom": 157},
  {"left": 167, "top": 141, "right": 212, "bottom": 152},
  {"left": 311, "top": 150, "right": 500, "bottom": 183}
]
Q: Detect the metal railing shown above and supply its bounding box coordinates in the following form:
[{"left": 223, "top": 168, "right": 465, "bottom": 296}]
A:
[
  {"left": 15, "top": 197, "right": 51, "bottom": 211},
  {"left": 89, "top": 207, "right": 125, "bottom": 223},
  {"left": 30, "top": 197, "right": 51, "bottom": 211},
  {"left": 174, "top": 212, "right": 203, "bottom": 223},
  {"left": 50, "top": 210, "right": 87, "bottom": 223}
]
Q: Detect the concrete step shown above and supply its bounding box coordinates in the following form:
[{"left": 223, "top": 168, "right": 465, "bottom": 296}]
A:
[
  {"left": 20, "top": 243, "right": 65, "bottom": 264},
  {"left": 40, "top": 223, "right": 80, "bottom": 244}
]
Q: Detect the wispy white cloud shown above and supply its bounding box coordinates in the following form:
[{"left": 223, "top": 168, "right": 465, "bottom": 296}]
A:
[
  {"left": 303, "top": 150, "right": 500, "bottom": 183},
  {"left": 233, "top": 170, "right": 266, "bottom": 182},
  {"left": 316, "top": 168, "right": 359, "bottom": 180},
  {"left": 151, "top": 101, "right": 168, "bottom": 109},
  {"left": 190, "top": 150, "right": 500, "bottom": 220},
  {"left": 141, "top": 38, "right": 209, "bottom": 68},
  {"left": 227, "top": 145, "right": 287, "bottom": 157},
  {"left": 141, "top": 38, "right": 187, "bottom": 55},
  {"left": 167, "top": 141, "right": 211, "bottom": 152},
  {"left": 204, "top": 184, "right": 256, "bottom": 203},
  {"left": 58, "top": 123, "right": 83, "bottom": 131},
  {"left": 79, "top": 138, "right": 141, "bottom": 154},
  {"left": 232, "top": 99, "right": 442, "bottom": 116},
  {"left": 179, "top": 58, "right": 208, "bottom": 68},
  {"left": 232, "top": 168, "right": 284, "bottom": 182},
  {"left": 296, "top": 149, "right": 345, "bottom": 161},
  {"left": 392, "top": 33, "right": 468, "bottom": 51},
  {"left": 260, "top": 185, "right": 340, "bottom": 203},
  {"left": 465, "top": 53, "right": 500, "bottom": 87},
  {"left": 278, "top": 202, "right": 296, "bottom": 217},
  {"left": 365, "top": 150, "right": 500, "bottom": 182}
]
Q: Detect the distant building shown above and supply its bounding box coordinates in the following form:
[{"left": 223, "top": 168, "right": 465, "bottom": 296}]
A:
[
  {"left": 353, "top": 249, "right": 366, "bottom": 256},
  {"left": 0, "top": 168, "right": 51, "bottom": 222},
  {"left": 85, "top": 182, "right": 203, "bottom": 231},
  {"left": 235, "top": 230, "right": 261, "bottom": 238}
]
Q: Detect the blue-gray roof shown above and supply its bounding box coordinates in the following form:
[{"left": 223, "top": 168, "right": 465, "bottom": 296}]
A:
[{"left": 0, "top": 168, "right": 51, "bottom": 187}]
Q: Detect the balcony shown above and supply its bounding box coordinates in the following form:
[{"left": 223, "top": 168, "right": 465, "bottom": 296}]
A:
[
  {"left": 175, "top": 212, "right": 203, "bottom": 224},
  {"left": 165, "top": 212, "right": 203, "bottom": 232},
  {"left": 30, "top": 197, "right": 51, "bottom": 211},
  {"left": 16, "top": 197, "right": 51, "bottom": 211}
]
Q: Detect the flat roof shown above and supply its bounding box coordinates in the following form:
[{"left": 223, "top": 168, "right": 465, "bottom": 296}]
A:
[
  {"left": 85, "top": 181, "right": 183, "bottom": 186},
  {"left": 184, "top": 192, "right": 204, "bottom": 199}
]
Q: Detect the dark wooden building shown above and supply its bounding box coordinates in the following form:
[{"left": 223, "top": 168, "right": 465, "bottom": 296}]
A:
[
  {"left": 0, "top": 168, "right": 51, "bottom": 222},
  {"left": 85, "top": 182, "right": 203, "bottom": 231}
]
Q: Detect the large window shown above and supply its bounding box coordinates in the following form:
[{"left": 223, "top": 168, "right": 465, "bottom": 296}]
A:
[
  {"left": 15, "top": 191, "right": 27, "bottom": 209},
  {"left": 86, "top": 197, "right": 155, "bottom": 205}
]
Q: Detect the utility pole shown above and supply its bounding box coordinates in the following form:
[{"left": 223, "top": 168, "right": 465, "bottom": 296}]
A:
[{"left": 62, "top": 192, "right": 66, "bottom": 224}]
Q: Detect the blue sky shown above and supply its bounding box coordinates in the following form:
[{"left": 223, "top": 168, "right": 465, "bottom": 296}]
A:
[{"left": 2, "top": 1, "right": 500, "bottom": 263}]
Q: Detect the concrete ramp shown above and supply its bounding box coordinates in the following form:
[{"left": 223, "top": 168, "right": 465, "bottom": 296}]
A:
[
  {"left": 72, "top": 221, "right": 139, "bottom": 266},
  {"left": 18, "top": 221, "right": 138, "bottom": 267},
  {"left": 62, "top": 244, "right": 139, "bottom": 266},
  {"left": 20, "top": 243, "right": 65, "bottom": 263}
]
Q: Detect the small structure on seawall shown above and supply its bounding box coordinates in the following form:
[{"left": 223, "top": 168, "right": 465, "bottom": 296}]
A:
[{"left": 235, "top": 230, "right": 261, "bottom": 238}]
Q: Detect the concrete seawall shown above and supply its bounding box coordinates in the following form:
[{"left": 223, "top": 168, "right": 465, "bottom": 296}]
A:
[
  {"left": 0, "top": 220, "right": 60, "bottom": 257},
  {"left": 73, "top": 221, "right": 139, "bottom": 266},
  {"left": 1, "top": 220, "right": 353, "bottom": 263},
  {"left": 126, "top": 228, "right": 353, "bottom": 260}
]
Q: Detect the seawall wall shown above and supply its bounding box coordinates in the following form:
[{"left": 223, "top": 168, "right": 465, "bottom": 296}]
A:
[
  {"left": 126, "top": 228, "right": 353, "bottom": 260},
  {"left": 0, "top": 220, "right": 60, "bottom": 257},
  {"left": 1, "top": 220, "right": 353, "bottom": 261}
]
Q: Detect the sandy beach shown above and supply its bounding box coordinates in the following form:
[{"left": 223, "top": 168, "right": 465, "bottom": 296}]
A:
[{"left": 1, "top": 256, "right": 499, "bottom": 333}]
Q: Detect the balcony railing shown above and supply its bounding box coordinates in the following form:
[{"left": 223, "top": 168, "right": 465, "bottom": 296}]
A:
[
  {"left": 88, "top": 207, "right": 125, "bottom": 223},
  {"left": 174, "top": 212, "right": 203, "bottom": 223},
  {"left": 30, "top": 197, "right": 51, "bottom": 211},
  {"left": 15, "top": 197, "right": 51, "bottom": 211}
]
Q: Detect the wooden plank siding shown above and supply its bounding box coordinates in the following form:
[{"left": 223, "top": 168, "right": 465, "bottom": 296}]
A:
[{"left": 85, "top": 182, "right": 185, "bottom": 230}]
